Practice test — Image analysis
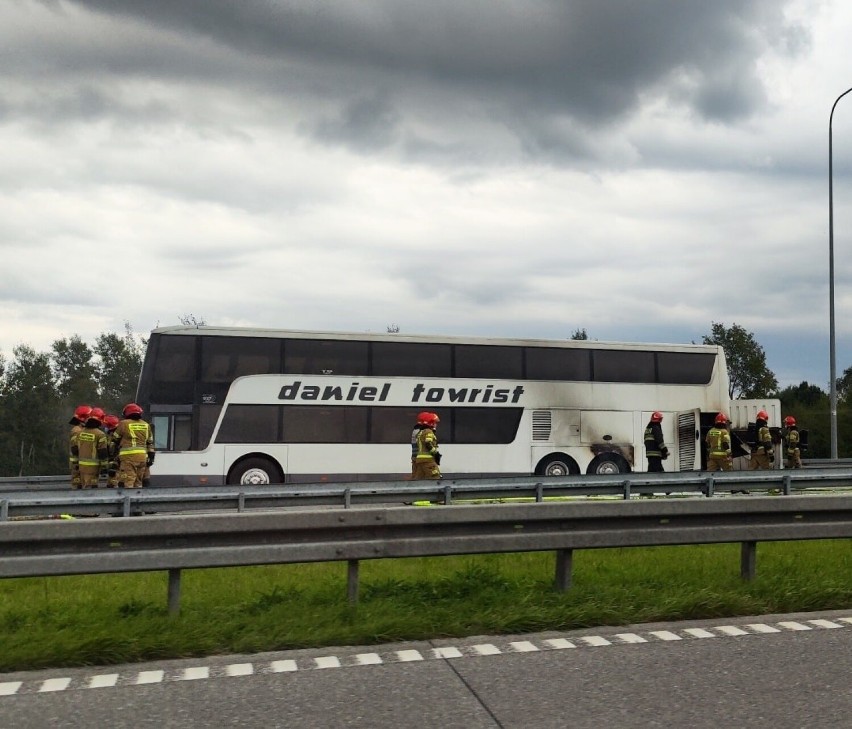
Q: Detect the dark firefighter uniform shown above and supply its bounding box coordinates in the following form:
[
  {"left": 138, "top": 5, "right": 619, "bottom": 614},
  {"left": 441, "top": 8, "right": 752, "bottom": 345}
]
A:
[
  {"left": 411, "top": 412, "right": 441, "bottom": 480},
  {"left": 644, "top": 414, "right": 669, "bottom": 472},
  {"left": 748, "top": 411, "right": 774, "bottom": 470}
]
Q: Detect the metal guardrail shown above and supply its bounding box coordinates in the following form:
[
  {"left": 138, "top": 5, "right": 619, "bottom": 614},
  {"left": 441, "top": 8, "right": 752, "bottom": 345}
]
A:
[
  {"left": 2, "top": 468, "right": 852, "bottom": 520},
  {"left": 2, "top": 495, "right": 852, "bottom": 613}
]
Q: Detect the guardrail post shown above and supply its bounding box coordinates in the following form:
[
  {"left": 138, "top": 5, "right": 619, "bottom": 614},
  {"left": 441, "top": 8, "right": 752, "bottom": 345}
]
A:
[
  {"left": 783, "top": 473, "right": 792, "bottom": 496},
  {"left": 347, "top": 560, "right": 360, "bottom": 604},
  {"left": 443, "top": 483, "right": 452, "bottom": 506},
  {"left": 740, "top": 541, "right": 757, "bottom": 580},
  {"left": 704, "top": 476, "right": 714, "bottom": 498},
  {"left": 168, "top": 569, "right": 181, "bottom": 615},
  {"left": 622, "top": 480, "right": 631, "bottom": 500},
  {"left": 0, "top": 500, "right": 7, "bottom": 522},
  {"left": 237, "top": 493, "right": 246, "bottom": 512},
  {"left": 535, "top": 483, "right": 544, "bottom": 502},
  {"left": 344, "top": 488, "right": 352, "bottom": 509},
  {"left": 554, "top": 549, "right": 573, "bottom": 591},
  {"left": 122, "top": 493, "right": 132, "bottom": 518}
]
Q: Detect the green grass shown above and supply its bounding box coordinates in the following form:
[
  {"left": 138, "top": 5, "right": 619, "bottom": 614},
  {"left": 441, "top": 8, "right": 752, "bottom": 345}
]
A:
[{"left": 2, "top": 541, "right": 852, "bottom": 672}]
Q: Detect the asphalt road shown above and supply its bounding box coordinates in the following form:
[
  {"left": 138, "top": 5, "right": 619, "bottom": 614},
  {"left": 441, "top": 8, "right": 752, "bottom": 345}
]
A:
[{"left": 2, "top": 609, "right": 850, "bottom": 728}]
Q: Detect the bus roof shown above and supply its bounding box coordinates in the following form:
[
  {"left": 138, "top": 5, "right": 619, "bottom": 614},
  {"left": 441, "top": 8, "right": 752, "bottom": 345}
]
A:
[{"left": 150, "top": 325, "right": 722, "bottom": 354}]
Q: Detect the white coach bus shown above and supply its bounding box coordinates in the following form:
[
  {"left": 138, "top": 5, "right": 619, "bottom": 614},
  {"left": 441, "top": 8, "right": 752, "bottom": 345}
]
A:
[{"left": 137, "top": 326, "right": 776, "bottom": 486}]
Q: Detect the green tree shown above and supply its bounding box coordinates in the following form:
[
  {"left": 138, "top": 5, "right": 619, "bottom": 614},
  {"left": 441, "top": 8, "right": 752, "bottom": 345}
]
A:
[
  {"left": 51, "top": 335, "right": 98, "bottom": 409},
  {"left": 702, "top": 322, "right": 778, "bottom": 399},
  {"left": 570, "top": 328, "right": 588, "bottom": 340},
  {"left": 777, "top": 381, "right": 830, "bottom": 458},
  {"left": 0, "top": 345, "right": 65, "bottom": 476},
  {"left": 836, "top": 365, "right": 852, "bottom": 402},
  {"left": 94, "top": 323, "right": 146, "bottom": 413}
]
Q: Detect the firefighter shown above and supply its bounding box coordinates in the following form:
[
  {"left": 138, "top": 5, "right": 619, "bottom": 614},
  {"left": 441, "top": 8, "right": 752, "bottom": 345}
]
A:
[
  {"left": 113, "top": 402, "right": 155, "bottom": 488},
  {"left": 72, "top": 408, "right": 108, "bottom": 489},
  {"left": 783, "top": 415, "right": 802, "bottom": 469},
  {"left": 643, "top": 411, "right": 669, "bottom": 473},
  {"left": 705, "top": 412, "right": 733, "bottom": 472},
  {"left": 103, "top": 414, "right": 121, "bottom": 487},
  {"left": 68, "top": 404, "right": 92, "bottom": 489},
  {"left": 748, "top": 409, "right": 774, "bottom": 470},
  {"left": 411, "top": 411, "right": 442, "bottom": 480}
]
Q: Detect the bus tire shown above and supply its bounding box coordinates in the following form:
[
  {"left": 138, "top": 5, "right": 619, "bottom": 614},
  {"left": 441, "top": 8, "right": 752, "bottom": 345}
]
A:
[
  {"left": 227, "top": 457, "right": 284, "bottom": 486},
  {"left": 587, "top": 454, "right": 630, "bottom": 475},
  {"left": 536, "top": 454, "right": 580, "bottom": 477}
]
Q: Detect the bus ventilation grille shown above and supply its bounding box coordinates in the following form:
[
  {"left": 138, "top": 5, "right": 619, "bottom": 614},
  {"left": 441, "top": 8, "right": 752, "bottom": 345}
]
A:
[
  {"left": 677, "top": 411, "right": 697, "bottom": 471},
  {"left": 532, "top": 411, "right": 552, "bottom": 441}
]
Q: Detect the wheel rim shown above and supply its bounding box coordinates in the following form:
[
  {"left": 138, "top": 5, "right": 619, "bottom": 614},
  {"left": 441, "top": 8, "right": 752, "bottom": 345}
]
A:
[
  {"left": 545, "top": 462, "right": 569, "bottom": 477},
  {"left": 241, "top": 468, "right": 271, "bottom": 485},
  {"left": 595, "top": 460, "right": 621, "bottom": 475}
]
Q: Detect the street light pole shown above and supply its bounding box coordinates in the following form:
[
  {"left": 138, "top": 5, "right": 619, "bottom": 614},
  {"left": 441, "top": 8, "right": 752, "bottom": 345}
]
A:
[{"left": 829, "top": 86, "right": 852, "bottom": 459}]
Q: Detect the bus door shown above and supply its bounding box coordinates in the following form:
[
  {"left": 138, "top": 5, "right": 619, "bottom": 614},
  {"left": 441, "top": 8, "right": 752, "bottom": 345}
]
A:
[{"left": 675, "top": 409, "right": 701, "bottom": 470}]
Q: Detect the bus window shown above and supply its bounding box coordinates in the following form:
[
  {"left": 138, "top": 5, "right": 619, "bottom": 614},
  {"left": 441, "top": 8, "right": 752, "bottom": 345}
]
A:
[
  {"left": 657, "top": 352, "right": 715, "bottom": 384},
  {"left": 151, "top": 414, "right": 192, "bottom": 451},
  {"left": 201, "top": 336, "right": 281, "bottom": 382},
  {"left": 526, "top": 347, "right": 591, "bottom": 381},
  {"left": 284, "top": 340, "right": 369, "bottom": 376},
  {"left": 450, "top": 407, "right": 522, "bottom": 444},
  {"left": 282, "top": 406, "right": 368, "bottom": 443},
  {"left": 455, "top": 345, "right": 523, "bottom": 379},
  {"left": 371, "top": 341, "right": 452, "bottom": 377},
  {"left": 198, "top": 404, "right": 223, "bottom": 450},
  {"left": 151, "top": 334, "right": 196, "bottom": 403},
  {"left": 216, "top": 405, "right": 281, "bottom": 444},
  {"left": 593, "top": 350, "right": 655, "bottom": 383},
  {"left": 370, "top": 407, "right": 419, "bottom": 443}
]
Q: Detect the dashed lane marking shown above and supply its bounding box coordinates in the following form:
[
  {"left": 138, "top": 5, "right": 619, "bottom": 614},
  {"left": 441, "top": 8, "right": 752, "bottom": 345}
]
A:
[{"left": 3, "top": 616, "right": 851, "bottom": 698}]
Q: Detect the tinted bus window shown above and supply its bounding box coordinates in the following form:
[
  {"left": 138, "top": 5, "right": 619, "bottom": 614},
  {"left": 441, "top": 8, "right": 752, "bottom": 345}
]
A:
[
  {"left": 370, "top": 407, "right": 420, "bottom": 443},
  {"left": 526, "top": 347, "right": 591, "bottom": 381},
  {"left": 455, "top": 345, "right": 523, "bottom": 379},
  {"left": 284, "top": 339, "right": 369, "bottom": 376},
  {"left": 450, "top": 407, "right": 522, "bottom": 444},
  {"left": 150, "top": 335, "right": 197, "bottom": 403},
  {"left": 593, "top": 350, "right": 655, "bottom": 383},
  {"left": 282, "top": 406, "right": 368, "bottom": 443},
  {"left": 216, "top": 405, "right": 280, "bottom": 444},
  {"left": 197, "top": 404, "right": 223, "bottom": 449},
  {"left": 200, "top": 336, "right": 281, "bottom": 382},
  {"left": 657, "top": 352, "right": 716, "bottom": 384},
  {"left": 371, "top": 342, "right": 452, "bottom": 377}
]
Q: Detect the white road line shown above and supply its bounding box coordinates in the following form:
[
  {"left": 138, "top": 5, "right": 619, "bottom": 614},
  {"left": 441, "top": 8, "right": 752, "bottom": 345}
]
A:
[
  {"left": 543, "top": 638, "right": 575, "bottom": 649},
  {"left": 613, "top": 633, "right": 648, "bottom": 643},
  {"left": 39, "top": 677, "right": 71, "bottom": 693},
  {"left": 136, "top": 671, "right": 165, "bottom": 685},
  {"left": 837, "top": 617, "right": 852, "bottom": 625},
  {"left": 649, "top": 631, "right": 682, "bottom": 641},
  {"left": 579, "top": 636, "right": 612, "bottom": 647},
  {"left": 471, "top": 643, "right": 501, "bottom": 656},
  {"left": 314, "top": 656, "right": 341, "bottom": 669},
  {"left": 683, "top": 628, "right": 716, "bottom": 639},
  {"left": 225, "top": 663, "right": 254, "bottom": 677},
  {"left": 396, "top": 650, "right": 424, "bottom": 662},
  {"left": 179, "top": 667, "right": 209, "bottom": 681},
  {"left": 715, "top": 626, "right": 749, "bottom": 636},
  {"left": 0, "top": 682, "right": 22, "bottom": 696},
  {"left": 88, "top": 674, "right": 120, "bottom": 688},
  {"left": 808, "top": 619, "right": 843, "bottom": 629},
  {"left": 433, "top": 647, "right": 463, "bottom": 659},
  {"left": 778, "top": 621, "right": 812, "bottom": 631},
  {"left": 269, "top": 660, "right": 298, "bottom": 673},
  {"left": 509, "top": 641, "right": 540, "bottom": 652},
  {"left": 354, "top": 653, "right": 383, "bottom": 665},
  {"left": 746, "top": 623, "right": 781, "bottom": 633}
]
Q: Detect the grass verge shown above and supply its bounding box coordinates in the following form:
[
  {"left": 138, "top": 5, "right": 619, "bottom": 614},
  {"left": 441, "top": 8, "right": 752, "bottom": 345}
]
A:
[{"left": 2, "top": 540, "right": 852, "bottom": 672}]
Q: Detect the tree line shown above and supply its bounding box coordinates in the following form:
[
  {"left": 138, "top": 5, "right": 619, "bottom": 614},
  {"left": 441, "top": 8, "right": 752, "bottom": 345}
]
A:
[{"left": 1, "top": 321, "right": 849, "bottom": 477}]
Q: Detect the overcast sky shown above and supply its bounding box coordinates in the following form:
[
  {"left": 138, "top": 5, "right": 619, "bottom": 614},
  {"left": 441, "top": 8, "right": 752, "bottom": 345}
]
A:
[{"left": 2, "top": 0, "right": 852, "bottom": 389}]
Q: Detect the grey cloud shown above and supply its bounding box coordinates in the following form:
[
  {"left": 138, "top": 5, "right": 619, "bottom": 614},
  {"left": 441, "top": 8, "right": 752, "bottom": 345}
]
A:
[{"left": 22, "top": 0, "right": 807, "bottom": 164}]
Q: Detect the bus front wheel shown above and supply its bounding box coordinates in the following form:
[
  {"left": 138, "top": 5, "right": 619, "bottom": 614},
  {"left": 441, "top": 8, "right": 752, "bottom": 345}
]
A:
[
  {"left": 536, "top": 454, "right": 580, "bottom": 477},
  {"left": 588, "top": 454, "right": 630, "bottom": 475},
  {"left": 228, "top": 457, "right": 284, "bottom": 486}
]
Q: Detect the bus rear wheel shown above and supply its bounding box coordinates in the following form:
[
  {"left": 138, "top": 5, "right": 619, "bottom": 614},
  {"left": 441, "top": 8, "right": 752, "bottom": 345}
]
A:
[
  {"left": 536, "top": 454, "right": 580, "bottom": 477},
  {"left": 588, "top": 454, "right": 630, "bottom": 475},
  {"left": 228, "top": 457, "right": 283, "bottom": 486}
]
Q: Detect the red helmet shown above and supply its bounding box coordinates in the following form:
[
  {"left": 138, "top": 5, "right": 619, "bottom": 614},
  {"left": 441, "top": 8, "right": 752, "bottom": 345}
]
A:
[
  {"left": 123, "top": 402, "right": 143, "bottom": 417},
  {"left": 73, "top": 405, "right": 93, "bottom": 421},
  {"left": 650, "top": 411, "right": 663, "bottom": 423},
  {"left": 784, "top": 415, "right": 796, "bottom": 427},
  {"left": 714, "top": 412, "right": 729, "bottom": 425},
  {"left": 103, "top": 414, "right": 120, "bottom": 430},
  {"left": 89, "top": 407, "right": 106, "bottom": 422},
  {"left": 417, "top": 411, "right": 440, "bottom": 427},
  {"left": 756, "top": 410, "right": 769, "bottom": 422}
]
